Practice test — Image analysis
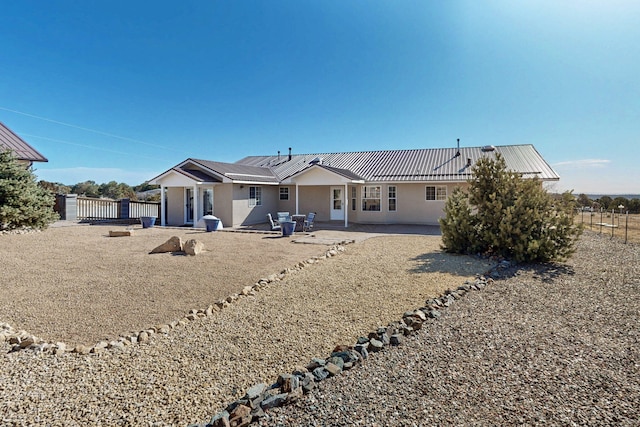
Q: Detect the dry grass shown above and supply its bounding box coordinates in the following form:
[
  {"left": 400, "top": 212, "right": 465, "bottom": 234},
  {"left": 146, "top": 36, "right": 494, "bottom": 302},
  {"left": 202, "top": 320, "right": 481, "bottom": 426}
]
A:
[
  {"left": 0, "top": 225, "right": 333, "bottom": 346},
  {"left": 575, "top": 212, "right": 640, "bottom": 243}
]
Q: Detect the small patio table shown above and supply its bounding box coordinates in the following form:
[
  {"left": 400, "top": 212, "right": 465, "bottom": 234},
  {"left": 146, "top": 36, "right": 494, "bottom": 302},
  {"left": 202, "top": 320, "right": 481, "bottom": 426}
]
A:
[{"left": 291, "top": 214, "right": 306, "bottom": 232}]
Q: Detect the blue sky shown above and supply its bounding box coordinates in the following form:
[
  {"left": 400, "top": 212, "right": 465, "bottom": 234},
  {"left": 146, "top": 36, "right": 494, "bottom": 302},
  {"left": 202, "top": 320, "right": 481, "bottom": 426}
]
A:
[{"left": 1, "top": 0, "right": 638, "bottom": 194}]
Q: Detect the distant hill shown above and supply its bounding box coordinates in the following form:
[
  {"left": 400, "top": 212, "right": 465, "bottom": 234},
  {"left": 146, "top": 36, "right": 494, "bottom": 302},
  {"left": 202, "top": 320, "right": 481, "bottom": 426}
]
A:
[{"left": 587, "top": 194, "right": 640, "bottom": 200}]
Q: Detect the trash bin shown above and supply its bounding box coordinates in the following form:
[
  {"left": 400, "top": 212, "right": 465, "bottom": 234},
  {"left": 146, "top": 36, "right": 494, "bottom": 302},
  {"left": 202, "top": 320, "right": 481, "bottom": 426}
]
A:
[
  {"left": 202, "top": 215, "right": 221, "bottom": 232},
  {"left": 281, "top": 220, "right": 296, "bottom": 237},
  {"left": 140, "top": 216, "right": 156, "bottom": 228}
]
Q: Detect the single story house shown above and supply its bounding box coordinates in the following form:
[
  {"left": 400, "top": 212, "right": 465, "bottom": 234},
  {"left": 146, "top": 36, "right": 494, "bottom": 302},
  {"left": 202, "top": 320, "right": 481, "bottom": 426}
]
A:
[
  {"left": 148, "top": 144, "right": 559, "bottom": 228},
  {"left": 0, "top": 121, "right": 48, "bottom": 167}
]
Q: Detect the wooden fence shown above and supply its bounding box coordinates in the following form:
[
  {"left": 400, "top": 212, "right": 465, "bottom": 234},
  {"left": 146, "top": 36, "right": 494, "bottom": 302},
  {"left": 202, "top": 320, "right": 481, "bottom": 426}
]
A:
[{"left": 56, "top": 194, "right": 161, "bottom": 223}]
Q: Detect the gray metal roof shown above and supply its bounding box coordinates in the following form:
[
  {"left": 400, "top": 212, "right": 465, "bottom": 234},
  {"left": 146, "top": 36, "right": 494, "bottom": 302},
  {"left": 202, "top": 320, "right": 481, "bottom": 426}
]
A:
[
  {"left": 0, "top": 121, "right": 48, "bottom": 162},
  {"left": 189, "top": 158, "right": 280, "bottom": 183},
  {"left": 236, "top": 144, "right": 559, "bottom": 183},
  {"left": 175, "top": 167, "right": 221, "bottom": 183}
]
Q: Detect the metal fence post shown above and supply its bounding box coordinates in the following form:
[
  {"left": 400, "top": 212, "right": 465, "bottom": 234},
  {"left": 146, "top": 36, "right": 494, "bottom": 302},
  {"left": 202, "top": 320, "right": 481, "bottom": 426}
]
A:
[
  {"left": 599, "top": 208, "right": 603, "bottom": 234},
  {"left": 611, "top": 209, "right": 615, "bottom": 239},
  {"left": 625, "top": 211, "right": 629, "bottom": 244}
]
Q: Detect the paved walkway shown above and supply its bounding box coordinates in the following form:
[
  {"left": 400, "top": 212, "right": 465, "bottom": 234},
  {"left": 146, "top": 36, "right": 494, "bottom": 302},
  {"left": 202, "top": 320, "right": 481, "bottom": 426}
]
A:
[
  {"left": 50, "top": 220, "right": 442, "bottom": 245},
  {"left": 234, "top": 222, "right": 442, "bottom": 244}
]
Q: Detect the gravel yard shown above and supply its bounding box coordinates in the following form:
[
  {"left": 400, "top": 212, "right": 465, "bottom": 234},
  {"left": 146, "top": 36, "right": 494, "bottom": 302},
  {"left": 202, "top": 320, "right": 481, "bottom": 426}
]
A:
[
  {"left": 3, "top": 226, "right": 636, "bottom": 426},
  {"left": 264, "top": 231, "right": 640, "bottom": 426},
  {"left": 0, "top": 225, "right": 489, "bottom": 426},
  {"left": 0, "top": 225, "right": 333, "bottom": 345}
]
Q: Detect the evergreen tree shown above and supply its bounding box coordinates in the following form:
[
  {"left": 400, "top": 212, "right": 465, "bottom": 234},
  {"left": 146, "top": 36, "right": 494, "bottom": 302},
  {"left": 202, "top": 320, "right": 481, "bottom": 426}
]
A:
[
  {"left": 0, "top": 150, "right": 59, "bottom": 230},
  {"left": 440, "top": 154, "right": 582, "bottom": 262}
]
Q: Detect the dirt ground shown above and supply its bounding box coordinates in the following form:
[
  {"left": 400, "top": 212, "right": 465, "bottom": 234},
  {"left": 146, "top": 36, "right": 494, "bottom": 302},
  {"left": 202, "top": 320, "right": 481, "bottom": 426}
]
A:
[{"left": 0, "top": 225, "right": 334, "bottom": 345}]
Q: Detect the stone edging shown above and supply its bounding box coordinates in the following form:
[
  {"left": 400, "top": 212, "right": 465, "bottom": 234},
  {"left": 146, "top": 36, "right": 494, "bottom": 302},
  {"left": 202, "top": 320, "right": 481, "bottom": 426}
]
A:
[
  {"left": 189, "top": 261, "right": 513, "bottom": 427},
  {"left": 0, "top": 240, "right": 354, "bottom": 355}
]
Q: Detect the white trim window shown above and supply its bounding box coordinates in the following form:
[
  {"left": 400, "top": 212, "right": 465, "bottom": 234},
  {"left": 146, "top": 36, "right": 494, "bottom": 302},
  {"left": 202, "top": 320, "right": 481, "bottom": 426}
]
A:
[
  {"left": 388, "top": 185, "right": 397, "bottom": 211},
  {"left": 426, "top": 185, "right": 447, "bottom": 201},
  {"left": 249, "top": 186, "right": 262, "bottom": 206},
  {"left": 279, "top": 187, "right": 289, "bottom": 201},
  {"left": 362, "top": 185, "right": 381, "bottom": 211}
]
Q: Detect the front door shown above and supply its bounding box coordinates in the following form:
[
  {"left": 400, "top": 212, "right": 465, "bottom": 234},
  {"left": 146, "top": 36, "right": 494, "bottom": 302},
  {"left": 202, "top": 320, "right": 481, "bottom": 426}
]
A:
[{"left": 330, "top": 186, "right": 344, "bottom": 220}]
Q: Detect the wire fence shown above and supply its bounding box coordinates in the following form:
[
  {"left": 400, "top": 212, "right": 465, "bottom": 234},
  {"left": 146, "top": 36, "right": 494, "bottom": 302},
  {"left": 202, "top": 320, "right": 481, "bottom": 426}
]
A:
[{"left": 576, "top": 209, "right": 639, "bottom": 244}]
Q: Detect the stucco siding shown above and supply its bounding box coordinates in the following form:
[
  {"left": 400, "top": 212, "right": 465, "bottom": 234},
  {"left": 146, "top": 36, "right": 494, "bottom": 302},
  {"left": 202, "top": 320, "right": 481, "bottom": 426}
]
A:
[
  {"left": 213, "top": 184, "right": 233, "bottom": 227},
  {"left": 276, "top": 186, "right": 297, "bottom": 215},
  {"left": 166, "top": 187, "right": 184, "bottom": 226},
  {"left": 297, "top": 186, "right": 331, "bottom": 221},
  {"left": 231, "top": 184, "right": 279, "bottom": 226},
  {"left": 344, "top": 183, "right": 470, "bottom": 225}
]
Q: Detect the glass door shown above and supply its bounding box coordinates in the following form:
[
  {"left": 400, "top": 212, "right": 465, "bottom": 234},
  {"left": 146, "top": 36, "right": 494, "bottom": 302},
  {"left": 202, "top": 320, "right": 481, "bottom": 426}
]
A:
[
  {"left": 203, "top": 188, "right": 213, "bottom": 216},
  {"left": 185, "top": 188, "right": 194, "bottom": 223},
  {"left": 330, "top": 186, "right": 344, "bottom": 220}
]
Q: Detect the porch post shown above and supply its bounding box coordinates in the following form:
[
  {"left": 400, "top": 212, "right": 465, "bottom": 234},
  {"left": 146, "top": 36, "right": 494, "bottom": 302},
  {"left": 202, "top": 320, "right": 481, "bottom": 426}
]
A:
[
  {"left": 192, "top": 185, "right": 199, "bottom": 228},
  {"left": 160, "top": 185, "right": 166, "bottom": 226},
  {"left": 295, "top": 184, "right": 300, "bottom": 215},
  {"left": 344, "top": 183, "right": 348, "bottom": 228}
]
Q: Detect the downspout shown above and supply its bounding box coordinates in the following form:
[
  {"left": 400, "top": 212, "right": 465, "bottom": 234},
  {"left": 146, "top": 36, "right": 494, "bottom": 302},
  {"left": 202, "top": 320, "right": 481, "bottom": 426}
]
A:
[{"left": 295, "top": 183, "right": 299, "bottom": 215}]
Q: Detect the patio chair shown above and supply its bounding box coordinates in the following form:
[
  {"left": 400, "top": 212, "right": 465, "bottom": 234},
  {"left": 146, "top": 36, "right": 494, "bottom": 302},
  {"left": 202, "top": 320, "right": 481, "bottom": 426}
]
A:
[
  {"left": 303, "top": 212, "right": 316, "bottom": 232},
  {"left": 267, "top": 213, "right": 281, "bottom": 231},
  {"left": 277, "top": 211, "right": 291, "bottom": 223}
]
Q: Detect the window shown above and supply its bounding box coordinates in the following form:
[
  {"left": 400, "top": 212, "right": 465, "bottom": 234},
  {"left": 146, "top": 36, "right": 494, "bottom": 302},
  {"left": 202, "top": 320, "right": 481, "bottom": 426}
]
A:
[
  {"left": 279, "top": 187, "right": 289, "bottom": 201},
  {"left": 249, "top": 186, "right": 262, "bottom": 206},
  {"left": 203, "top": 188, "right": 213, "bottom": 215},
  {"left": 426, "top": 185, "right": 447, "bottom": 201},
  {"left": 351, "top": 187, "right": 356, "bottom": 211},
  {"left": 362, "top": 186, "right": 381, "bottom": 211},
  {"left": 388, "top": 186, "right": 397, "bottom": 211}
]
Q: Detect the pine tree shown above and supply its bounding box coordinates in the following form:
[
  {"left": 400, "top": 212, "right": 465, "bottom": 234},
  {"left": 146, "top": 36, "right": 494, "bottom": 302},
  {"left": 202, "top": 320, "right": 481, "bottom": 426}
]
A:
[
  {"left": 440, "top": 153, "right": 582, "bottom": 262},
  {"left": 0, "top": 150, "right": 58, "bottom": 230}
]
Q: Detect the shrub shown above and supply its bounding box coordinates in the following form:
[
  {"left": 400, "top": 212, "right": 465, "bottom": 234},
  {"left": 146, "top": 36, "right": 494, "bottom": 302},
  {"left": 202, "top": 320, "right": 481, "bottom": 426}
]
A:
[
  {"left": 0, "top": 150, "right": 59, "bottom": 230},
  {"left": 440, "top": 154, "right": 582, "bottom": 262}
]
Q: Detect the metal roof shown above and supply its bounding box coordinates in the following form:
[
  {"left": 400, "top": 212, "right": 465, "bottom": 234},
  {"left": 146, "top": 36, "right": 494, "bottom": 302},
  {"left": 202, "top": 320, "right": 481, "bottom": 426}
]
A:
[
  {"left": 177, "top": 168, "right": 221, "bottom": 183},
  {"left": 236, "top": 144, "right": 559, "bottom": 183},
  {"left": 189, "top": 158, "right": 280, "bottom": 183},
  {"left": 0, "top": 121, "right": 48, "bottom": 162}
]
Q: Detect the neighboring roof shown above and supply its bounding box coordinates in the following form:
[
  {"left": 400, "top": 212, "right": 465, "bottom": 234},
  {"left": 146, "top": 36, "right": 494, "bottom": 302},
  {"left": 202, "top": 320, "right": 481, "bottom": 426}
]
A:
[
  {"left": 237, "top": 144, "right": 559, "bottom": 182},
  {"left": 0, "top": 121, "right": 48, "bottom": 162}
]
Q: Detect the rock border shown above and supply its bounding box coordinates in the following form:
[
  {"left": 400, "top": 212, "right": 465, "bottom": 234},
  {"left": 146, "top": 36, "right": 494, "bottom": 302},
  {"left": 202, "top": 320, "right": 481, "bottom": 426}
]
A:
[
  {"left": 188, "top": 260, "right": 513, "bottom": 427},
  {"left": 0, "top": 241, "right": 354, "bottom": 355}
]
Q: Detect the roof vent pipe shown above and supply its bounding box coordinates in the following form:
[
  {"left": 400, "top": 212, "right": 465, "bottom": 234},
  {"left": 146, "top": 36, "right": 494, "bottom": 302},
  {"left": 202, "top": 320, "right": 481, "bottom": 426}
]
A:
[
  {"left": 277, "top": 150, "right": 280, "bottom": 161},
  {"left": 467, "top": 158, "right": 472, "bottom": 167},
  {"left": 455, "top": 138, "right": 461, "bottom": 157},
  {"left": 288, "top": 147, "right": 292, "bottom": 161}
]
